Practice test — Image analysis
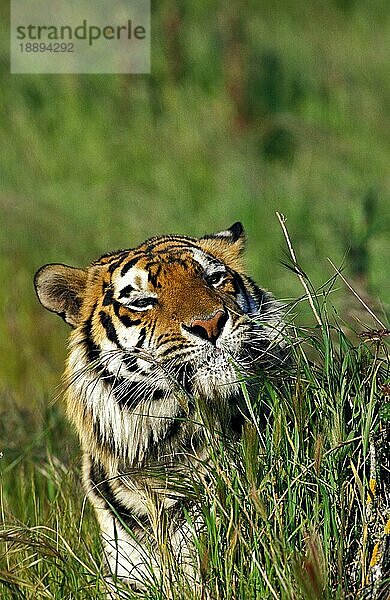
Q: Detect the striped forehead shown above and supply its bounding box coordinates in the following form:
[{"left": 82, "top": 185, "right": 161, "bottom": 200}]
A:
[{"left": 109, "top": 243, "right": 220, "bottom": 292}]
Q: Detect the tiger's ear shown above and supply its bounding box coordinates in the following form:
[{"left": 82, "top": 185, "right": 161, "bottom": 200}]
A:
[
  {"left": 199, "top": 222, "right": 246, "bottom": 271},
  {"left": 34, "top": 264, "right": 88, "bottom": 327}
]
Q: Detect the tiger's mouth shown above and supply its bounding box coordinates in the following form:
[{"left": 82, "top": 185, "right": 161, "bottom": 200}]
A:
[
  {"left": 150, "top": 341, "right": 247, "bottom": 399},
  {"left": 178, "top": 337, "right": 243, "bottom": 369}
]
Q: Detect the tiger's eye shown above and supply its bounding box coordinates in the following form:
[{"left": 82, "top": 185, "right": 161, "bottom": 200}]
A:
[
  {"left": 207, "top": 272, "right": 226, "bottom": 286},
  {"left": 129, "top": 297, "right": 157, "bottom": 310}
]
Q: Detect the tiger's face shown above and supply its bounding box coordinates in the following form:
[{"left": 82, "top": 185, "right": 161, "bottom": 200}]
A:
[
  {"left": 35, "top": 223, "right": 283, "bottom": 458},
  {"left": 103, "top": 250, "right": 245, "bottom": 398}
]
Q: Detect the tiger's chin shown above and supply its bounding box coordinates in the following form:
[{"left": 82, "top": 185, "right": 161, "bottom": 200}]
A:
[{"left": 191, "top": 353, "right": 245, "bottom": 401}]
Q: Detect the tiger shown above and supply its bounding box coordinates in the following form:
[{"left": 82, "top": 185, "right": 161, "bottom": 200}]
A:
[{"left": 34, "top": 222, "right": 284, "bottom": 594}]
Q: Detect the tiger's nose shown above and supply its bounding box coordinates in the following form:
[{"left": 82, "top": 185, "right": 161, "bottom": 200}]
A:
[{"left": 188, "top": 310, "right": 227, "bottom": 345}]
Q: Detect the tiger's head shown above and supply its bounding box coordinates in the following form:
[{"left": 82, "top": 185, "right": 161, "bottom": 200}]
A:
[{"left": 35, "top": 223, "right": 284, "bottom": 463}]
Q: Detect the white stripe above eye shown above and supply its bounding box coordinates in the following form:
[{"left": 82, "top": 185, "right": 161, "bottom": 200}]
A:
[
  {"left": 190, "top": 248, "right": 223, "bottom": 273},
  {"left": 113, "top": 266, "right": 151, "bottom": 296}
]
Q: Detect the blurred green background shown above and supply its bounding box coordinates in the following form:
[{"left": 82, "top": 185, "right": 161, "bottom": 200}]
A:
[{"left": 0, "top": 1, "right": 389, "bottom": 459}]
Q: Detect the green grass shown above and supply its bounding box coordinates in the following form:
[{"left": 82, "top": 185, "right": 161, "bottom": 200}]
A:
[
  {"left": 0, "top": 0, "right": 389, "bottom": 597},
  {"left": 1, "top": 269, "right": 389, "bottom": 599}
]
